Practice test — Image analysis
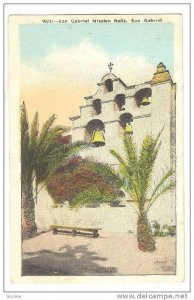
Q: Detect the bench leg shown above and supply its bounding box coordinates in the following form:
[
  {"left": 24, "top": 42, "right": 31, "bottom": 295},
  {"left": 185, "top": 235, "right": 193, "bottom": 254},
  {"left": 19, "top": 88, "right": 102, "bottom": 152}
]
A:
[
  {"left": 53, "top": 228, "right": 58, "bottom": 235},
  {"left": 72, "top": 230, "right": 77, "bottom": 237},
  {"left": 93, "top": 230, "right": 99, "bottom": 238}
]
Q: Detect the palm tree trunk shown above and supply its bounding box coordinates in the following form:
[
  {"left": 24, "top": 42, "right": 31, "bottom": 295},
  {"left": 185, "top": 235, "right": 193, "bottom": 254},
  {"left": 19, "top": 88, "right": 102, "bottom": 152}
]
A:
[
  {"left": 21, "top": 184, "right": 37, "bottom": 240},
  {"left": 137, "top": 213, "right": 155, "bottom": 252}
]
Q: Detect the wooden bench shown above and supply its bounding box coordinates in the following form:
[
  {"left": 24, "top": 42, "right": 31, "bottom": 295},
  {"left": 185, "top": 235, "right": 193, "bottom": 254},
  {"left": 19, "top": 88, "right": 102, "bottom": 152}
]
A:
[{"left": 50, "top": 225, "right": 102, "bottom": 238}]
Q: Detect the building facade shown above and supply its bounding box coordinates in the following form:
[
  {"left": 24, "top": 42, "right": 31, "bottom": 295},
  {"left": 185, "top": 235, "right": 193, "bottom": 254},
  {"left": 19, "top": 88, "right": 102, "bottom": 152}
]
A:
[{"left": 35, "top": 62, "right": 176, "bottom": 233}]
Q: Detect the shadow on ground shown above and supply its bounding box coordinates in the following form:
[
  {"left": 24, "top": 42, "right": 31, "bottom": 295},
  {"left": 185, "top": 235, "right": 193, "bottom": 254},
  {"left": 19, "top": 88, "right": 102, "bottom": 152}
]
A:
[
  {"left": 22, "top": 245, "right": 117, "bottom": 276},
  {"left": 155, "top": 260, "right": 176, "bottom": 274}
]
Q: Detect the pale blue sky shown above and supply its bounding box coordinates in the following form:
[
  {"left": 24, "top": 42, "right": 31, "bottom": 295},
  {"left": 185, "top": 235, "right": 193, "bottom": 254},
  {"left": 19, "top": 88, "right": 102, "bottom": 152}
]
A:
[{"left": 20, "top": 23, "right": 174, "bottom": 74}]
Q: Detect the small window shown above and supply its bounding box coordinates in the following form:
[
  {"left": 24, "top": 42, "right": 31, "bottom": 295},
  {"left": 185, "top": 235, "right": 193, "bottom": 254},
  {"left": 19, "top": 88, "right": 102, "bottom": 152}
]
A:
[
  {"left": 105, "top": 79, "right": 113, "bottom": 92},
  {"left": 92, "top": 99, "right": 101, "bottom": 115},
  {"left": 115, "top": 94, "right": 125, "bottom": 111}
]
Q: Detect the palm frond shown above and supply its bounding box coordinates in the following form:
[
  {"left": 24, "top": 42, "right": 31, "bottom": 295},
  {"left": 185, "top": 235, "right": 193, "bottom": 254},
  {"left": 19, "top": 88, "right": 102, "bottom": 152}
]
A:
[
  {"left": 30, "top": 112, "right": 39, "bottom": 148},
  {"left": 28, "top": 112, "right": 39, "bottom": 172},
  {"left": 36, "top": 141, "right": 87, "bottom": 184},
  {"left": 20, "top": 101, "right": 33, "bottom": 186},
  {"left": 109, "top": 149, "right": 131, "bottom": 179},
  {"left": 63, "top": 141, "right": 88, "bottom": 160},
  {"left": 123, "top": 134, "right": 138, "bottom": 170},
  {"left": 85, "top": 160, "right": 122, "bottom": 188},
  {"left": 146, "top": 180, "right": 175, "bottom": 212},
  {"left": 149, "top": 169, "right": 174, "bottom": 203},
  {"left": 37, "top": 114, "right": 57, "bottom": 147},
  {"left": 137, "top": 134, "right": 161, "bottom": 204},
  {"left": 70, "top": 187, "right": 116, "bottom": 209},
  {"left": 41, "top": 126, "right": 68, "bottom": 146}
]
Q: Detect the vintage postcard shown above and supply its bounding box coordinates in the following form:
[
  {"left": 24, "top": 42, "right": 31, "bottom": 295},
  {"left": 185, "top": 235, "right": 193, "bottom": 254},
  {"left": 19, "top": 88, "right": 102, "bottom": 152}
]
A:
[{"left": 7, "top": 12, "right": 186, "bottom": 288}]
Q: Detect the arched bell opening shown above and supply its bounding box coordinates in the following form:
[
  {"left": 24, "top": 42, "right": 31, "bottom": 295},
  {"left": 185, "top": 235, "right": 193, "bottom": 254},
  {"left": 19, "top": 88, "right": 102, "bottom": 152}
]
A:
[
  {"left": 105, "top": 79, "right": 113, "bottom": 92},
  {"left": 135, "top": 88, "right": 152, "bottom": 107},
  {"left": 85, "top": 119, "right": 105, "bottom": 147},
  {"left": 114, "top": 94, "right": 125, "bottom": 111},
  {"left": 119, "top": 113, "right": 133, "bottom": 135},
  {"left": 92, "top": 99, "right": 101, "bottom": 115}
]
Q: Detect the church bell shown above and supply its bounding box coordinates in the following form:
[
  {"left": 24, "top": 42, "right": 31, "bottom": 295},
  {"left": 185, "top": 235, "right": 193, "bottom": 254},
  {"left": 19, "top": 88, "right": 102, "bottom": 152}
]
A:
[
  {"left": 141, "top": 96, "right": 151, "bottom": 106},
  {"left": 125, "top": 123, "right": 133, "bottom": 134},
  {"left": 91, "top": 129, "right": 105, "bottom": 146}
]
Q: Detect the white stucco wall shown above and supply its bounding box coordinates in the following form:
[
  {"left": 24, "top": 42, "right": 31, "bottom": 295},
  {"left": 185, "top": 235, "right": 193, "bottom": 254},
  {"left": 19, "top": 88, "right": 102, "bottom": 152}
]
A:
[{"left": 35, "top": 187, "right": 175, "bottom": 234}]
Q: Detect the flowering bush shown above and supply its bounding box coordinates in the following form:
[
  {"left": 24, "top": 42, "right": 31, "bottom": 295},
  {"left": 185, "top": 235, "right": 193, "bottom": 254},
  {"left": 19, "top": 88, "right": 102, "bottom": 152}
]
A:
[{"left": 46, "top": 157, "right": 122, "bottom": 206}]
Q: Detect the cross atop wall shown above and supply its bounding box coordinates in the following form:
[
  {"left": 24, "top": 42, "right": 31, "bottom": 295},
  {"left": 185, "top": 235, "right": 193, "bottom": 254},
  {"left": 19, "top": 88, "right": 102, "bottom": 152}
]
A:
[{"left": 108, "top": 62, "right": 114, "bottom": 73}]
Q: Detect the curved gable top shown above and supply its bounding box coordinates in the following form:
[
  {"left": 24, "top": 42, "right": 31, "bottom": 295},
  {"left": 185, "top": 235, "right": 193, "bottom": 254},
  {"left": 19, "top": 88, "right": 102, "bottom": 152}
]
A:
[
  {"left": 101, "top": 72, "right": 117, "bottom": 83},
  {"left": 99, "top": 73, "right": 128, "bottom": 89}
]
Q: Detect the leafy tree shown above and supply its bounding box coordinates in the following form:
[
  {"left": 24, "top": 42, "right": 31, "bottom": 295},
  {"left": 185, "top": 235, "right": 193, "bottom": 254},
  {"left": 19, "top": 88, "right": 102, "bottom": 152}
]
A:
[
  {"left": 21, "top": 102, "right": 85, "bottom": 239},
  {"left": 110, "top": 132, "right": 175, "bottom": 252}
]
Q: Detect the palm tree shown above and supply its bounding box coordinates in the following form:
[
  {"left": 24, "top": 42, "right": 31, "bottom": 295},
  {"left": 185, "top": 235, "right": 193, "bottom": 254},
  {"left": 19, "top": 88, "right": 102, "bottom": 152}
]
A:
[
  {"left": 21, "top": 102, "right": 86, "bottom": 239},
  {"left": 21, "top": 102, "right": 37, "bottom": 239},
  {"left": 110, "top": 132, "right": 175, "bottom": 252}
]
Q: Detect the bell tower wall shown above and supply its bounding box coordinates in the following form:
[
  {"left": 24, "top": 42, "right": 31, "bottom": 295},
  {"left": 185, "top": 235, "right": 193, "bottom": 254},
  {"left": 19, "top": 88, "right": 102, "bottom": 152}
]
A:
[
  {"left": 147, "top": 80, "right": 176, "bottom": 226},
  {"left": 151, "top": 81, "right": 174, "bottom": 174},
  {"left": 71, "top": 127, "right": 85, "bottom": 143}
]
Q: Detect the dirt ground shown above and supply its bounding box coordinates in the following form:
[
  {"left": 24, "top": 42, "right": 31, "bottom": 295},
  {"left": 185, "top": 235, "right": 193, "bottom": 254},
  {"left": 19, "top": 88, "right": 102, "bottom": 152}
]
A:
[{"left": 22, "top": 230, "right": 176, "bottom": 276}]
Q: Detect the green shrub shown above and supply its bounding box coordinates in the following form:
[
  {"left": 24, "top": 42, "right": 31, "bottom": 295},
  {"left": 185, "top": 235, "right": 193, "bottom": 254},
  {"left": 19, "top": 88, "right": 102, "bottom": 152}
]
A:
[{"left": 150, "top": 220, "right": 176, "bottom": 237}]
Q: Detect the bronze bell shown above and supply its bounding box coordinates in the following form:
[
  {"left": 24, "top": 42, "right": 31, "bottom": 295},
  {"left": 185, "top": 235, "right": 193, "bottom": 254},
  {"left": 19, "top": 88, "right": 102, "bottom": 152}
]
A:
[
  {"left": 91, "top": 129, "right": 105, "bottom": 146},
  {"left": 141, "top": 96, "right": 151, "bottom": 106},
  {"left": 125, "top": 123, "right": 133, "bottom": 134}
]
